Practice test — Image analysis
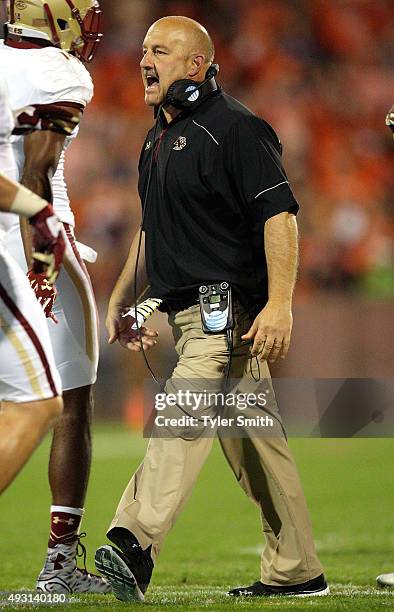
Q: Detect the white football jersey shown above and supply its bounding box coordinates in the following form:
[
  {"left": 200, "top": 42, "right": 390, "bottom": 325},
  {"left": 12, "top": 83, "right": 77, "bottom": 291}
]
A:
[
  {"left": 0, "top": 77, "right": 14, "bottom": 144},
  {"left": 0, "top": 41, "right": 94, "bottom": 227},
  {"left": 0, "top": 76, "right": 18, "bottom": 238}
]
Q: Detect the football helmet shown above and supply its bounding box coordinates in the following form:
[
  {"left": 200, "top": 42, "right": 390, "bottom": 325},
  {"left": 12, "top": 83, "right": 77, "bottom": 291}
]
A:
[{"left": 6, "top": 0, "right": 102, "bottom": 62}]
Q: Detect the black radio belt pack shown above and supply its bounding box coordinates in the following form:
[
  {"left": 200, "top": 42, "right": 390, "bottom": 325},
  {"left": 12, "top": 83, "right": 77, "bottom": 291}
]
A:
[{"left": 198, "top": 282, "right": 233, "bottom": 334}]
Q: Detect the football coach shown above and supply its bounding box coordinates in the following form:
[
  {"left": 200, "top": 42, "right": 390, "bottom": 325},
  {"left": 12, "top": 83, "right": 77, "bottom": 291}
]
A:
[{"left": 95, "top": 15, "right": 328, "bottom": 602}]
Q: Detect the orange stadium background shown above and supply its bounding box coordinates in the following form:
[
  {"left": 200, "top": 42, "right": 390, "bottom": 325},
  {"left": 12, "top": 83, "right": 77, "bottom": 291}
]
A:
[{"left": 2, "top": 0, "right": 393, "bottom": 424}]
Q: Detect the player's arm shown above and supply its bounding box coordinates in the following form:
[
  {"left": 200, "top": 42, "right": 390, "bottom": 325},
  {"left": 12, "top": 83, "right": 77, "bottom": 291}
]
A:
[
  {"left": 19, "top": 105, "right": 83, "bottom": 262},
  {"left": 0, "top": 172, "right": 65, "bottom": 284},
  {"left": 242, "top": 212, "right": 298, "bottom": 362},
  {"left": 0, "top": 173, "right": 24, "bottom": 212},
  {"left": 20, "top": 129, "right": 65, "bottom": 263},
  {"left": 13, "top": 103, "right": 80, "bottom": 136},
  {"left": 106, "top": 229, "right": 158, "bottom": 350}
]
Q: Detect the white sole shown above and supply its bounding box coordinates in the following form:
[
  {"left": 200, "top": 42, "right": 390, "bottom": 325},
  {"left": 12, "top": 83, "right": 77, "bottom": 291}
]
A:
[
  {"left": 228, "top": 585, "right": 330, "bottom": 597},
  {"left": 293, "top": 586, "right": 330, "bottom": 597}
]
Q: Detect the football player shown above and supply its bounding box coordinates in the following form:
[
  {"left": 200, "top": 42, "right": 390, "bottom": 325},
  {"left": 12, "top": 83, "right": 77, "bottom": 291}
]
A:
[
  {"left": 0, "top": 78, "right": 65, "bottom": 494},
  {"left": 0, "top": 0, "right": 109, "bottom": 594}
]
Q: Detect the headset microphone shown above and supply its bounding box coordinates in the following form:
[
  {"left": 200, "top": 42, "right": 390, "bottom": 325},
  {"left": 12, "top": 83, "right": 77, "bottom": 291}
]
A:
[
  {"left": 165, "top": 63, "right": 220, "bottom": 110},
  {"left": 205, "top": 63, "right": 219, "bottom": 78}
]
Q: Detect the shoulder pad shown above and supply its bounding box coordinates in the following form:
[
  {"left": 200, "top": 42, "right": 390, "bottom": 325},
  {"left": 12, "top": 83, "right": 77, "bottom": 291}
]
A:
[{"left": 29, "top": 48, "right": 94, "bottom": 107}]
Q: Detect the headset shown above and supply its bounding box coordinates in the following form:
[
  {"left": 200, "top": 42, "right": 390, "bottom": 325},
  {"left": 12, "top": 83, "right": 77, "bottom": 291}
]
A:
[{"left": 164, "top": 63, "right": 219, "bottom": 110}]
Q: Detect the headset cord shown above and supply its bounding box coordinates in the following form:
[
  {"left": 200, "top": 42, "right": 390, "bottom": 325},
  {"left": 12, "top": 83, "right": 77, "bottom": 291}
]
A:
[
  {"left": 133, "top": 102, "right": 163, "bottom": 387},
  {"left": 223, "top": 328, "right": 233, "bottom": 393},
  {"left": 247, "top": 352, "right": 287, "bottom": 439},
  {"left": 249, "top": 354, "right": 261, "bottom": 382},
  {"left": 132, "top": 108, "right": 234, "bottom": 429},
  {"left": 132, "top": 103, "right": 208, "bottom": 423}
]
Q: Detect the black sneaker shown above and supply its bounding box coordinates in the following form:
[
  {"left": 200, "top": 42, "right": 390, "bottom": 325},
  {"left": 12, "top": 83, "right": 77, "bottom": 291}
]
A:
[
  {"left": 228, "top": 573, "right": 329, "bottom": 597},
  {"left": 95, "top": 529, "right": 153, "bottom": 602}
]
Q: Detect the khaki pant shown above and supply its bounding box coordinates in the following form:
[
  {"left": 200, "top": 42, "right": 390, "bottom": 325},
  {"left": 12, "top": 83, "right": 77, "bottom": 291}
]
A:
[{"left": 108, "top": 303, "right": 323, "bottom": 585}]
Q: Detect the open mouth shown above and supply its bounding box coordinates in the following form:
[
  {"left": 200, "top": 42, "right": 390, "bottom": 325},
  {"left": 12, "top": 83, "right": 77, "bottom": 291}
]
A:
[{"left": 146, "top": 75, "right": 160, "bottom": 91}]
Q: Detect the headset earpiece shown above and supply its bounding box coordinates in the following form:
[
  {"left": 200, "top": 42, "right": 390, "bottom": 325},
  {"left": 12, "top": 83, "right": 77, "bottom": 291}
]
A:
[
  {"left": 165, "top": 79, "right": 198, "bottom": 109},
  {"left": 164, "top": 64, "right": 220, "bottom": 110}
]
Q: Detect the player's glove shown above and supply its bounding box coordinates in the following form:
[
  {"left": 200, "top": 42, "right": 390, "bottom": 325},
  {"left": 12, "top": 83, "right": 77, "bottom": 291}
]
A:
[
  {"left": 28, "top": 204, "right": 66, "bottom": 285},
  {"left": 12, "top": 103, "right": 80, "bottom": 136},
  {"left": 385, "top": 105, "right": 394, "bottom": 135},
  {"left": 27, "top": 272, "right": 59, "bottom": 323},
  {"left": 122, "top": 298, "right": 163, "bottom": 337}
]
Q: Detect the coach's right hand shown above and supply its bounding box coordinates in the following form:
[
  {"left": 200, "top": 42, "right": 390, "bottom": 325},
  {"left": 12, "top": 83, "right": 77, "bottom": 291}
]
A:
[{"left": 106, "top": 301, "right": 158, "bottom": 352}]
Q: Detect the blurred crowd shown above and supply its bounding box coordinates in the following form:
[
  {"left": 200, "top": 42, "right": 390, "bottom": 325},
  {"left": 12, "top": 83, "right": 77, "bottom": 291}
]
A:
[{"left": 69, "top": 0, "right": 393, "bottom": 308}]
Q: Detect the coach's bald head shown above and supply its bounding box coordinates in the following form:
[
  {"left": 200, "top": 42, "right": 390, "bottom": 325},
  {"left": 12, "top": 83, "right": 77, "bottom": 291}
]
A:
[{"left": 140, "top": 16, "right": 215, "bottom": 109}]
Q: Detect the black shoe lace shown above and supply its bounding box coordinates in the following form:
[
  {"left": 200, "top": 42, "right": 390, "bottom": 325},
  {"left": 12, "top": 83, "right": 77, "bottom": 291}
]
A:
[{"left": 76, "top": 532, "right": 88, "bottom": 574}]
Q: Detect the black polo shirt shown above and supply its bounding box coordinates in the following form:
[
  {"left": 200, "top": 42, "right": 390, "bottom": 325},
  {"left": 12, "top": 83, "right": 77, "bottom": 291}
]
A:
[{"left": 139, "top": 89, "right": 299, "bottom": 314}]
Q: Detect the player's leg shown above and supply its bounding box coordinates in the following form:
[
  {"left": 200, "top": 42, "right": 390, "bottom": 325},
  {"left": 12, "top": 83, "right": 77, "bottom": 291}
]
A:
[
  {"left": 38, "top": 226, "right": 108, "bottom": 593},
  {"left": 3, "top": 224, "right": 107, "bottom": 594},
  {"left": 46, "top": 225, "right": 96, "bottom": 513},
  {"left": 0, "top": 246, "right": 63, "bottom": 493},
  {"left": 0, "top": 397, "right": 62, "bottom": 493},
  {"left": 41, "top": 225, "right": 96, "bottom": 525},
  {"left": 48, "top": 384, "right": 92, "bottom": 508}
]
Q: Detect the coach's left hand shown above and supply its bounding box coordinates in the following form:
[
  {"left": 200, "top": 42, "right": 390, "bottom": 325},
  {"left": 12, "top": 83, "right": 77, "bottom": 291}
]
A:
[{"left": 241, "top": 301, "right": 293, "bottom": 363}]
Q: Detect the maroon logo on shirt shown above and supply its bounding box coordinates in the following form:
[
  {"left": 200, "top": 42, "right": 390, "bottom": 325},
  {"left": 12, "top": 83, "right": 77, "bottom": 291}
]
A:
[{"left": 173, "top": 136, "right": 187, "bottom": 151}]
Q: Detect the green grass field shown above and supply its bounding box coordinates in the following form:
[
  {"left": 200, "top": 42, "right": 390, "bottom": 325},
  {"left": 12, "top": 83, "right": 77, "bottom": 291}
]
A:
[{"left": 0, "top": 424, "right": 393, "bottom": 610}]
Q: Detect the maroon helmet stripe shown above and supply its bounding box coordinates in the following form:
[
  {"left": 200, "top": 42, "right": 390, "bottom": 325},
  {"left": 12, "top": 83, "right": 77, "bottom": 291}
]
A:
[
  {"left": 64, "top": 0, "right": 103, "bottom": 62},
  {"left": 0, "top": 282, "right": 58, "bottom": 397},
  {"left": 10, "top": 0, "right": 15, "bottom": 22},
  {"left": 64, "top": 0, "right": 76, "bottom": 13},
  {"left": 43, "top": 3, "right": 60, "bottom": 45}
]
